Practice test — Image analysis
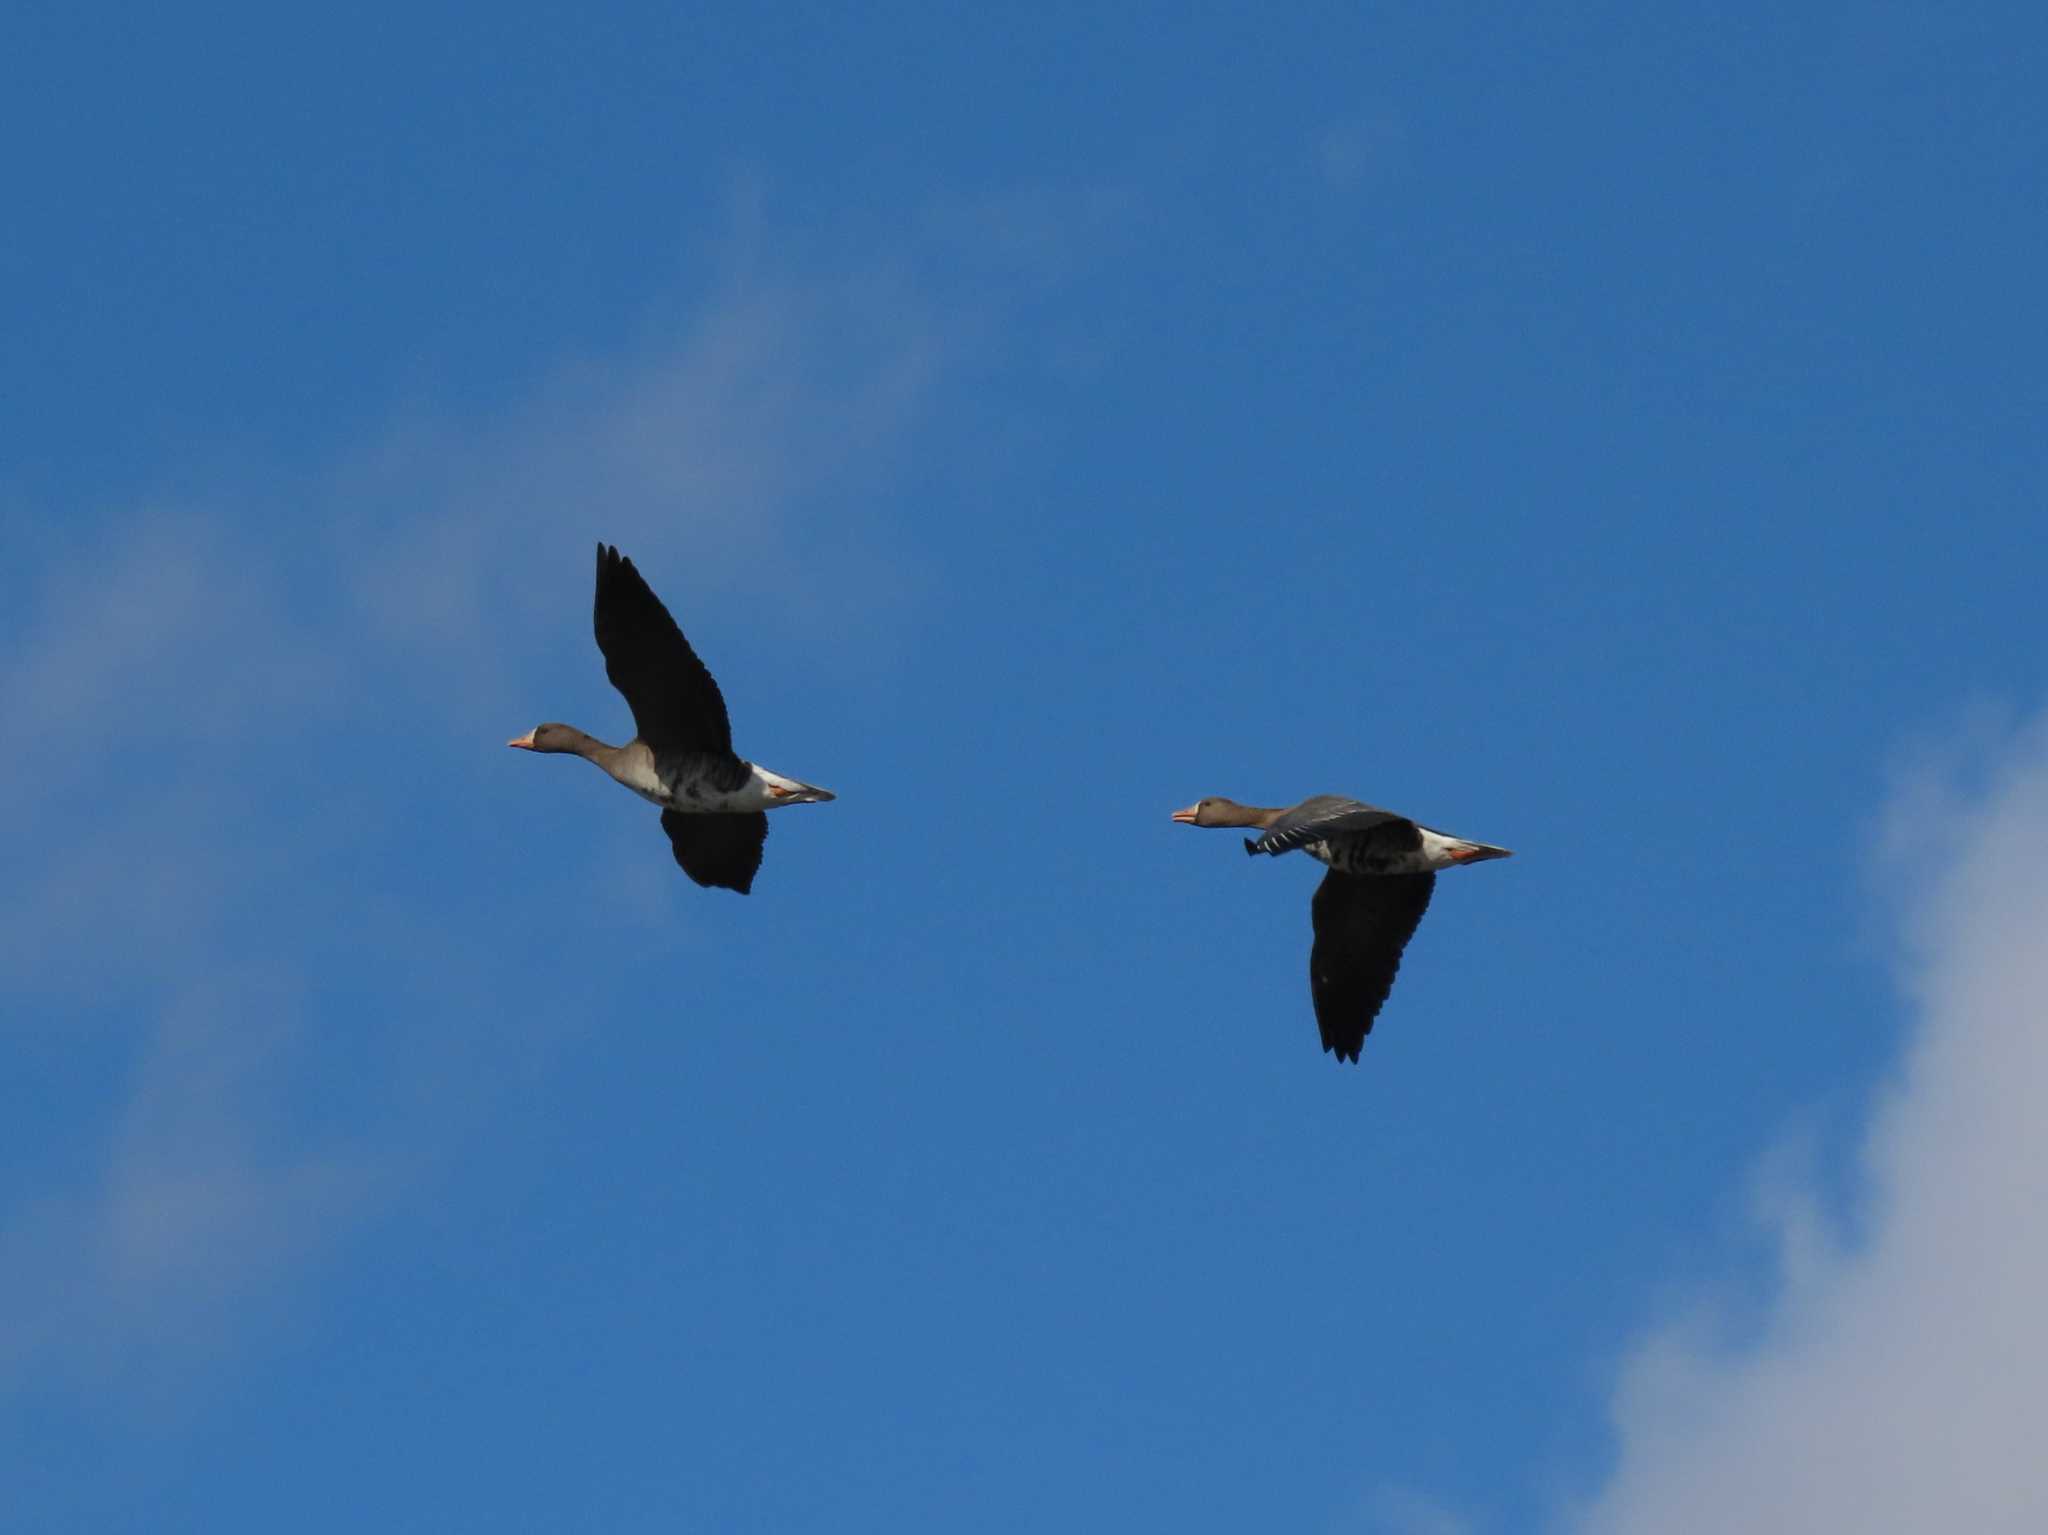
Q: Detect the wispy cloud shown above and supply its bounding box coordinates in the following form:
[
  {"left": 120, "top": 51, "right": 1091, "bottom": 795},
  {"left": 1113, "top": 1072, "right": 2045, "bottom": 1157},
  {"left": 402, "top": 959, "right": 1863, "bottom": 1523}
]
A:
[
  {"left": 0, "top": 967, "right": 381, "bottom": 1392},
  {"left": 1358, "top": 1484, "right": 1475, "bottom": 1535},
  {"left": 335, "top": 260, "right": 958, "bottom": 669},
  {"left": 1, "top": 200, "right": 1069, "bottom": 1399},
  {"left": 1567, "top": 711, "right": 2048, "bottom": 1532},
  {"left": 1317, "top": 105, "right": 1406, "bottom": 193}
]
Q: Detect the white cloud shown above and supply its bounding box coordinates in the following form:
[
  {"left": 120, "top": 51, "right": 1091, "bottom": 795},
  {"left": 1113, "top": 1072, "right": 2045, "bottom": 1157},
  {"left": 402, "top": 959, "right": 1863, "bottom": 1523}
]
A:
[{"left": 1568, "top": 711, "right": 2048, "bottom": 1532}]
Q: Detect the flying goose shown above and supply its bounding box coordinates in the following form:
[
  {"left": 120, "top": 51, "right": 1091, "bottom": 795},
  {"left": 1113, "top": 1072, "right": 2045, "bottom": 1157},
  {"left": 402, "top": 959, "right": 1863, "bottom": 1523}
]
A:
[
  {"left": 1172, "top": 795, "right": 1510, "bottom": 1061},
  {"left": 509, "top": 544, "right": 835, "bottom": 894}
]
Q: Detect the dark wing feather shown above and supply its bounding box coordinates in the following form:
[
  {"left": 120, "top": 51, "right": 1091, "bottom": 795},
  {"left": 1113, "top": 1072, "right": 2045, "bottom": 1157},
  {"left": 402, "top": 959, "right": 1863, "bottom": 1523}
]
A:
[
  {"left": 1308, "top": 871, "right": 1435, "bottom": 1061},
  {"left": 1252, "top": 796, "right": 1414, "bottom": 857},
  {"left": 593, "top": 544, "right": 734, "bottom": 755},
  {"left": 660, "top": 810, "right": 767, "bottom": 895}
]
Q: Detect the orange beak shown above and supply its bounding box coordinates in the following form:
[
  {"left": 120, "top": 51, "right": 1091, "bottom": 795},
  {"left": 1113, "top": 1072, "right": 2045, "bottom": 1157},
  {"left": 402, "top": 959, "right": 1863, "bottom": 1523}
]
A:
[
  {"left": 1170, "top": 804, "right": 1200, "bottom": 824},
  {"left": 507, "top": 731, "right": 537, "bottom": 750}
]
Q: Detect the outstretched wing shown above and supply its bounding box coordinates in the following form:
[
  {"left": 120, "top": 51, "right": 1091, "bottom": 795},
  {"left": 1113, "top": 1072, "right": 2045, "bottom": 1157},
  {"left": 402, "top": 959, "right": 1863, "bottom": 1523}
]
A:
[
  {"left": 1249, "top": 795, "right": 1414, "bottom": 857},
  {"left": 593, "top": 544, "right": 734, "bottom": 755},
  {"left": 1307, "top": 871, "right": 1435, "bottom": 1061},
  {"left": 660, "top": 810, "right": 768, "bottom": 895}
]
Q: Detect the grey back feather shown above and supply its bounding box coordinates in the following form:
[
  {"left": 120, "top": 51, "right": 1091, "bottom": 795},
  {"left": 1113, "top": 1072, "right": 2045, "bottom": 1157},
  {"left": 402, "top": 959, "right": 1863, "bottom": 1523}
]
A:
[{"left": 1249, "top": 796, "right": 1411, "bottom": 857}]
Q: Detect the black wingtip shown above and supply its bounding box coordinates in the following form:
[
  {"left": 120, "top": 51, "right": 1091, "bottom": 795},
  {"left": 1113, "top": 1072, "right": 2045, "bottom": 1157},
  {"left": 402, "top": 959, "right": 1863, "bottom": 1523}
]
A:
[{"left": 1243, "top": 837, "right": 1261, "bottom": 857}]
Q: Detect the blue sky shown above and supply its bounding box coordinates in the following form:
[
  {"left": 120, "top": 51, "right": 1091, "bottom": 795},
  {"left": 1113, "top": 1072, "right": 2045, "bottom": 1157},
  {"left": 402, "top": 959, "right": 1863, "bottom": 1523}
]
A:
[{"left": 6, "top": 4, "right": 2048, "bottom": 1530}]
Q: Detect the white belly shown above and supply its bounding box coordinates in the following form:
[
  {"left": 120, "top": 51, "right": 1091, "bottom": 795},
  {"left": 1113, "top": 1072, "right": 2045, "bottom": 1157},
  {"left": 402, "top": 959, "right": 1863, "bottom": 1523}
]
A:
[{"left": 1316, "top": 831, "right": 1459, "bottom": 876}]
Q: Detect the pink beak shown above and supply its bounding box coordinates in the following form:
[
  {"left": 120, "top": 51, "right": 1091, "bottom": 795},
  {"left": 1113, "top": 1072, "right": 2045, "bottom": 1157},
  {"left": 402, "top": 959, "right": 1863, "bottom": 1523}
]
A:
[
  {"left": 1170, "top": 804, "right": 1200, "bottom": 824},
  {"left": 507, "top": 731, "right": 537, "bottom": 750}
]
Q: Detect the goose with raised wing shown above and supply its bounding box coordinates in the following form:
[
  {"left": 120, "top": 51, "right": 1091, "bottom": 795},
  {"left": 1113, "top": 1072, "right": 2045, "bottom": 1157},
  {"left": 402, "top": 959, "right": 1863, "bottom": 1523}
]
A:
[
  {"left": 1172, "top": 795, "right": 1510, "bottom": 1062},
  {"left": 509, "top": 544, "right": 835, "bottom": 894}
]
